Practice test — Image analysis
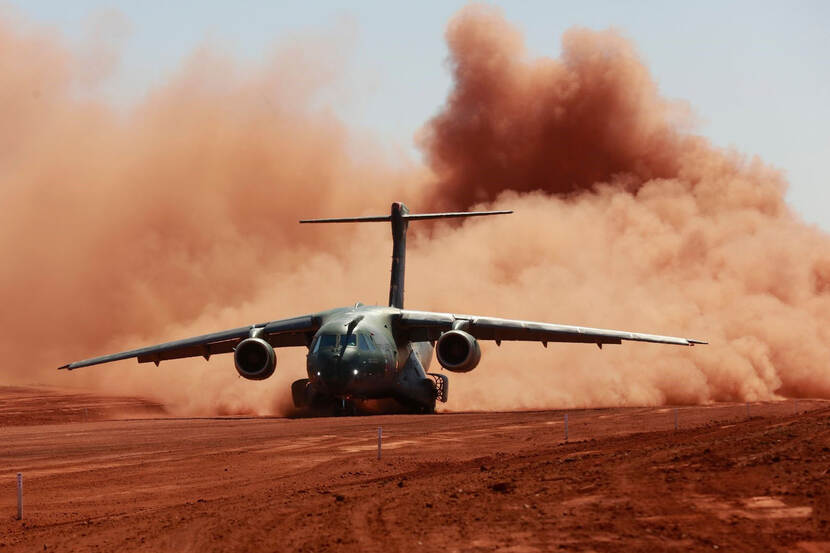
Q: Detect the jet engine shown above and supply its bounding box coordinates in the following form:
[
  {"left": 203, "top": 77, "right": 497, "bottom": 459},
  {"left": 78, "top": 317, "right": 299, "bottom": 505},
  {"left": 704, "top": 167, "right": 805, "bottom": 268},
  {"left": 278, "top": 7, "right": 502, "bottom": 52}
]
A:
[
  {"left": 435, "top": 330, "right": 481, "bottom": 373},
  {"left": 234, "top": 337, "right": 276, "bottom": 380}
]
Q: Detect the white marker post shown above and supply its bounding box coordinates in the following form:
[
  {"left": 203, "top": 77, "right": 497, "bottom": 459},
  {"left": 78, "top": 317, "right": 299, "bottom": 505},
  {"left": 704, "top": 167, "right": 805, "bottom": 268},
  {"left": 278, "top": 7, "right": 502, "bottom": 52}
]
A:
[
  {"left": 16, "top": 473, "right": 22, "bottom": 520},
  {"left": 377, "top": 426, "right": 382, "bottom": 460},
  {"left": 674, "top": 408, "right": 679, "bottom": 431},
  {"left": 564, "top": 413, "right": 569, "bottom": 442}
]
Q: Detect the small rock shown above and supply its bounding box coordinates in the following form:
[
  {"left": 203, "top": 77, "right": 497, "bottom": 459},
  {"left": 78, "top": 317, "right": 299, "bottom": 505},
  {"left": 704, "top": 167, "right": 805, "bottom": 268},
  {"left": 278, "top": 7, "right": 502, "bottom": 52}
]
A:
[
  {"left": 334, "top": 494, "right": 345, "bottom": 502},
  {"left": 490, "top": 482, "right": 515, "bottom": 493}
]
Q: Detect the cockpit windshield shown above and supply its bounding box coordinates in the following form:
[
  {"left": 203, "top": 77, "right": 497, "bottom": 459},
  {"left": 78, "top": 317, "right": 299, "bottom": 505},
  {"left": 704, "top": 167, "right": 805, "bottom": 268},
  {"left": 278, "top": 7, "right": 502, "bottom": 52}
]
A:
[
  {"left": 311, "top": 333, "right": 362, "bottom": 353},
  {"left": 313, "top": 334, "right": 338, "bottom": 353}
]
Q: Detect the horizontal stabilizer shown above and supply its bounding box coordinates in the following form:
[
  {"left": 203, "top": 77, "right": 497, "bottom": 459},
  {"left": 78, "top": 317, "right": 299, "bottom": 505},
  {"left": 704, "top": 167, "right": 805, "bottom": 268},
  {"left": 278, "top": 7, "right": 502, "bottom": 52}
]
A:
[
  {"left": 299, "top": 215, "right": 391, "bottom": 224},
  {"left": 300, "top": 202, "right": 512, "bottom": 308},
  {"left": 300, "top": 209, "right": 511, "bottom": 224},
  {"left": 404, "top": 210, "right": 512, "bottom": 220}
]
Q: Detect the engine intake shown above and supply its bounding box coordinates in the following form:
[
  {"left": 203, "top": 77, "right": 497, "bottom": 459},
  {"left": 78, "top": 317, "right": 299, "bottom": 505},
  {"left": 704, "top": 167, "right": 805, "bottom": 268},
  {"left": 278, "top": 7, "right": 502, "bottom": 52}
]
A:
[
  {"left": 436, "top": 330, "right": 481, "bottom": 373},
  {"left": 234, "top": 337, "right": 276, "bottom": 380}
]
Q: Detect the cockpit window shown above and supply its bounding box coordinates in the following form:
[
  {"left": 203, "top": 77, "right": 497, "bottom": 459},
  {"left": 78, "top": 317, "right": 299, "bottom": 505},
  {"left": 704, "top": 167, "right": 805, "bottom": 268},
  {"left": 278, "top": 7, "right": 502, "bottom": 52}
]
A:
[
  {"left": 312, "top": 333, "right": 363, "bottom": 352},
  {"left": 358, "top": 334, "right": 371, "bottom": 351},
  {"left": 317, "top": 334, "right": 338, "bottom": 351}
]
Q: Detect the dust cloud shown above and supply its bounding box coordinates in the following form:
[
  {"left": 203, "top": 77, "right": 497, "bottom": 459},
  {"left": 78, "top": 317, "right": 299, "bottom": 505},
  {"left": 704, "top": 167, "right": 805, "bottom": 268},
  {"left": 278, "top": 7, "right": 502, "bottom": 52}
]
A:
[{"left": 2, "top": 6, "right": 829, "bottom": 414}]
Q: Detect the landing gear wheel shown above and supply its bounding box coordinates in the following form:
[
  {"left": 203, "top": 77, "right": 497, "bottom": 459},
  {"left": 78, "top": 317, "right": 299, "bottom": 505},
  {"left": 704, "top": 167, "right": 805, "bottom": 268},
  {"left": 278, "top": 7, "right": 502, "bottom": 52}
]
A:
[
  {"left": 291, "top": 378, "right": 310, "bottom": 409},
  {"left": 417, "top": 380, "right": 437, "bottom": 414}
]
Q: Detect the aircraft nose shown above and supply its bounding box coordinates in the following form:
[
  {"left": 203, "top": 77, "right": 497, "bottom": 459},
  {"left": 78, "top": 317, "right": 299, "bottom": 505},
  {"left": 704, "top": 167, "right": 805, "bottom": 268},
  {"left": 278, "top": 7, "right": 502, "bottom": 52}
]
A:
[{"left": 316, "top": 350, "right": 355, "bottom": 395}]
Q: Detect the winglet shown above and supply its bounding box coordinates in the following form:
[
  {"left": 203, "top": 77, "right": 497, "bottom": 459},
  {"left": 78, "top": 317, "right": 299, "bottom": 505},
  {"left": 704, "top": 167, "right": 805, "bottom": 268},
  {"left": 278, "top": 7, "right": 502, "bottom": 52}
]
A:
[{"left": 687, "top": 339, "right": 708, "bottom": 346}]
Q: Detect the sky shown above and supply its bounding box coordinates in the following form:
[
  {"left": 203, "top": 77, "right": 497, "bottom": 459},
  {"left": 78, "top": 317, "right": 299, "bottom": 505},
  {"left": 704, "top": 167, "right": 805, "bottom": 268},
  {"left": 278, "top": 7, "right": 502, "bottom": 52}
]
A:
[{"left": 5, "top": 0, "right": 829, "bottom": 228}]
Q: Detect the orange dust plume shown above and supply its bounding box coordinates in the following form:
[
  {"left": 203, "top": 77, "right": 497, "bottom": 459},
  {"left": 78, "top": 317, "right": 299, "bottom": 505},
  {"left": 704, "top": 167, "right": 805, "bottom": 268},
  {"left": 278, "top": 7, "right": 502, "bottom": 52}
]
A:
[
  {"left": 410, "top": 5, "right": 830, "bottom": 409},
  {"left": 420, "top": 7, "right": 694, "bottom": 208},
  {"left": 1, "top": 6, "right": 829, "bottom": 415},
  {"left": 0, "top": 13, "right": 419, "bottom": 413}
]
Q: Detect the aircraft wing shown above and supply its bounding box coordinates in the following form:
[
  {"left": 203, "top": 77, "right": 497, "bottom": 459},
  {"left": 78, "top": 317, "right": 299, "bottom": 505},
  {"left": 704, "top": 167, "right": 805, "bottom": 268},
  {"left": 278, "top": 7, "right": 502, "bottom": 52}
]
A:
[
  {"left": 398, "top": 310, "right": 706, "bottom": 347},
  {"left": 58, "top": 315, "right": 321, "bottom": 370}
]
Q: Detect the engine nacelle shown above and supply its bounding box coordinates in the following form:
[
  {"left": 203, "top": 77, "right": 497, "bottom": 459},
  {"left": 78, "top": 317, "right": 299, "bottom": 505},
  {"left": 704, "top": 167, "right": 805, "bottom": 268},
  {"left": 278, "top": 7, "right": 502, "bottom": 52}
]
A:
[
  {"left": 234, "top": 337, "right": 276, "bottom": 380},
  {"left": 436, "top": 330, "right": 481, "bottom": 373}
]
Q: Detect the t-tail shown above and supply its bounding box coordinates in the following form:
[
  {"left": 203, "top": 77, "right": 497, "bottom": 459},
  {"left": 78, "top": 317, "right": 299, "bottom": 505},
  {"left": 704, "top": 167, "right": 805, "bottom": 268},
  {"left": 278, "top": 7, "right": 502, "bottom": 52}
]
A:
[{"left": 300, "top": 202, "right": 512, "bottom": 309}]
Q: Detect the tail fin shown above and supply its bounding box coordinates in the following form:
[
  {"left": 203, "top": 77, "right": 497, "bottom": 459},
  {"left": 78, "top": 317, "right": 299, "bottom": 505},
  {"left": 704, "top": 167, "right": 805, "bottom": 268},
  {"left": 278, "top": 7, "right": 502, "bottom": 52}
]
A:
[{"left": 300, "top": 202, "right": 512, "bottom": 309}]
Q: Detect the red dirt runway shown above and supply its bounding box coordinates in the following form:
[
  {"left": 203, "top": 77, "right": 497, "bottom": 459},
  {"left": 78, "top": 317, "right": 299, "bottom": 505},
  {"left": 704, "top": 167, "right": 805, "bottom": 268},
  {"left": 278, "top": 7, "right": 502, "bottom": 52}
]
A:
[{"left": 1, "top": 387, "right": 828, "bottom": 552}]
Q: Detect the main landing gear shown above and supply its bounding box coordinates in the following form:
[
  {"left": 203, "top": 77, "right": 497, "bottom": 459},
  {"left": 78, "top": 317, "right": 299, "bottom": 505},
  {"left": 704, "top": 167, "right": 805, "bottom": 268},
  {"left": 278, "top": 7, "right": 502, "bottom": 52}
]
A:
[{"left": 290, "top": 376, "right": 447, "bottom": 416}]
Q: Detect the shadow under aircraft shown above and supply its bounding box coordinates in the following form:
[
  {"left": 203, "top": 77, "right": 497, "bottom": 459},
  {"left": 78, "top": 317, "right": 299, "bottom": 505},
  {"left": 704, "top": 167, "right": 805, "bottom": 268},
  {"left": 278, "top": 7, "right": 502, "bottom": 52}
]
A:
[{"left": 60, "top": 202, "right": 706, "bottom": 414}]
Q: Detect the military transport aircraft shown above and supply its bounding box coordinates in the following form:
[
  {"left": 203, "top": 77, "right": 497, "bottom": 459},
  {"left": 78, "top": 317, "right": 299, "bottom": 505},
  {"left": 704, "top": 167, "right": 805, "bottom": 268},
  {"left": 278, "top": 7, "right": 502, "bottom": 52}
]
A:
[{"left": 60, "top": 202, "right": 706, "bottom": 414}]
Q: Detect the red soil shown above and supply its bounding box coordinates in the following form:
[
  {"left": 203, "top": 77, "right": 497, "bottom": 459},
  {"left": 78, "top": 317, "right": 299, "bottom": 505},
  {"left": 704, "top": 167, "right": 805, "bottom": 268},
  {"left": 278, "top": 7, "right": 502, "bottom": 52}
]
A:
[{"left": 0, "top": 387, "right": 828, "bottom": 552}]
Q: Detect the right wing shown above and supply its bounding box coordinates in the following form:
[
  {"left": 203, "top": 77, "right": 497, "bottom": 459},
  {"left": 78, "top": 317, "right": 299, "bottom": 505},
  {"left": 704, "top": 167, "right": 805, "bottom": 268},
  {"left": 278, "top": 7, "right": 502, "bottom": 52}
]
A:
[
  {"left": 58, "top": 314, "right": 320, "bottom": 370},
  {"left": 398, "top": 310, "right": 706, "bottom": 347}
]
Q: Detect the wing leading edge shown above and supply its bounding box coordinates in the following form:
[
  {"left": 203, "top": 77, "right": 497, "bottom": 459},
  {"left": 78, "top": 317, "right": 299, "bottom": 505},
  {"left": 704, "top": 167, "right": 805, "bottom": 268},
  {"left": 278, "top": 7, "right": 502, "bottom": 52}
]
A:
[
  {"left": 398, "top": 310, "right": 706, "bottom": 347},
  {"left": 58, "top": 315, "right": 320, "bottom": 370}
]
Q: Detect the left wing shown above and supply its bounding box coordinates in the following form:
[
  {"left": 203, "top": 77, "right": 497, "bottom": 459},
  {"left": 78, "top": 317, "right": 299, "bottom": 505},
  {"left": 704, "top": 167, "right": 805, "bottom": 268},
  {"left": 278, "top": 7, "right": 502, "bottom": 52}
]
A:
[
  {"left": 58, "top": 314, "right": 320, "bottom": 370},
  {"left": 398, "top": 310, "right": 706, "bottom": 347}
]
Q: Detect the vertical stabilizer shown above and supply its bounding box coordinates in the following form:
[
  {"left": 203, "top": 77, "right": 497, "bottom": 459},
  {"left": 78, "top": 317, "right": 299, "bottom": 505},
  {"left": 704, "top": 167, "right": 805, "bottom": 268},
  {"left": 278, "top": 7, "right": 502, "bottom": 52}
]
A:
[
  {"left": 300, "top": 202, "right": 512, "bottom": 309},
  {"left": 388, "top": 202, "right": 409, "bottom": 308}
]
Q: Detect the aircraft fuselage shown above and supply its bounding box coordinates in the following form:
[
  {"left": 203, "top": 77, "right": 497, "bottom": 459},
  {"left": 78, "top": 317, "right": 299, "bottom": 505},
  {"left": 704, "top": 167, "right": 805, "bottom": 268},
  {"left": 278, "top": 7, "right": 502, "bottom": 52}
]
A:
[{"left": 299, "top": 305, "right": 437, "bottom": 411}]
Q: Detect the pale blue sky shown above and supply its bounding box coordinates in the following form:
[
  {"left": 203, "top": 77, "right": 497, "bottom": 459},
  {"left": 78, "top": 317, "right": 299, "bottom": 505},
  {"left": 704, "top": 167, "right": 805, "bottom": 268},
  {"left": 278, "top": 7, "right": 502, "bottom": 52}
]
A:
[{"left": 5, "top": 1, "right": 829, "bottom": 228}]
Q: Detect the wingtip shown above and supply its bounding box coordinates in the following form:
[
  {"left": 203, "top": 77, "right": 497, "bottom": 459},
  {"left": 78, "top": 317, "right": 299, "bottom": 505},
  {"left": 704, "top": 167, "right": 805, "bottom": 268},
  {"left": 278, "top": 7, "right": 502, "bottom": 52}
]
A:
[
  {"left": 57, "top": 364, "right": 70, "bottom": 370},
  {"left": 688, "top": 339, "right": 708, "bottom": 346}
]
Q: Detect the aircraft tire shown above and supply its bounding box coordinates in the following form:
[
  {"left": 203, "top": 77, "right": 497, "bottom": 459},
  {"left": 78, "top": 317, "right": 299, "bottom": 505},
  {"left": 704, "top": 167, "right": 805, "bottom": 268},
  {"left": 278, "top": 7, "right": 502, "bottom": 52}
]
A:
[
  {"left": 417, "top": 380, "right": 437, "bottom": 414},
  {"left": 291, "top": 378, "right": 310, "bottom": 409}
]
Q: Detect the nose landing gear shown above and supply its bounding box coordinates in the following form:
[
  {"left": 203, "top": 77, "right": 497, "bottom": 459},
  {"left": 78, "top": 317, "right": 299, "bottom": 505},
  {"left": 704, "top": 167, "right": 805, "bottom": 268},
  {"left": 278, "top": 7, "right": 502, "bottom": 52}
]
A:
[
  {"left": 292, "top": 378, "right": 361, "bottom": 416},
  {"left": 335, "top": 398, "right": 358, "bottom": 417}
]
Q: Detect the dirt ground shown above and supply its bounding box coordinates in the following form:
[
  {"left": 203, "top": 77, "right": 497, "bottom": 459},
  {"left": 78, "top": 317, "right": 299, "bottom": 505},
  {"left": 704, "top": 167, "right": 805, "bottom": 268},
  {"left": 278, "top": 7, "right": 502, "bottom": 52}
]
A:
[{"left": 0, "top": 386, "right": 828, "bottom": 552}]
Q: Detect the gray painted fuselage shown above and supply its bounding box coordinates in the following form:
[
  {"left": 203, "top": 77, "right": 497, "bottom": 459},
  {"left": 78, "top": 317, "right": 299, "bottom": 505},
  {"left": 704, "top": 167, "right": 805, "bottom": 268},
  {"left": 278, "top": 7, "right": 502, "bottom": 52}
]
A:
[{"left": 305, "top": 305, "right": 433, "bottom": 406}]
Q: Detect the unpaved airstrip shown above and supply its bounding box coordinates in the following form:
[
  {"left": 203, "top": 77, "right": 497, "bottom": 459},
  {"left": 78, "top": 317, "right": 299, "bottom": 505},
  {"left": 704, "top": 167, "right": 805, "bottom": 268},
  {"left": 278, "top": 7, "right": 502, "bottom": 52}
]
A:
[{"left": 0, "top": 386, "right": 828, "bottom": 552}]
